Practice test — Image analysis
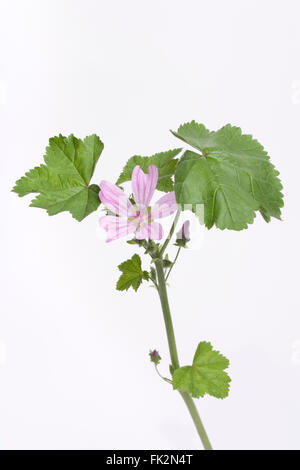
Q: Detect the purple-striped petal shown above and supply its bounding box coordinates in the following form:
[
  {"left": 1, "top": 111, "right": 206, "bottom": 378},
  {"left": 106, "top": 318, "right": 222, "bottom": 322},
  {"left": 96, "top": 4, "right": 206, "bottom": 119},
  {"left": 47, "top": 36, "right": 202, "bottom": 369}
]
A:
[
  {"left": 131, "top": 165, "right": 158, "bottom": 208},
  {"left": 135, "top": 221, "right": 163, "bottom": 240},
  {"left": 151, "top": 191, "right": 178, "bottom": 219},
  {"left": 99, "top": 216, "right": 139, "bottom": 242},
  {"left": 99, "top": 180, "right": 136, "bottom": 217}
]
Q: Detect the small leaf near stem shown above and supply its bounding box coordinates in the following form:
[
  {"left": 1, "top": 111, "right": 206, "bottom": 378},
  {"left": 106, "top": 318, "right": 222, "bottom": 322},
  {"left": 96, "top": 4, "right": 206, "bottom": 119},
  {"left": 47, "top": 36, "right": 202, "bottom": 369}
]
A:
[
  {"left": 162, "top": 255, "right": 173, "bottom": 268},
  {"left": 117, "top": 254, "right": 149, "bottom": 291}
]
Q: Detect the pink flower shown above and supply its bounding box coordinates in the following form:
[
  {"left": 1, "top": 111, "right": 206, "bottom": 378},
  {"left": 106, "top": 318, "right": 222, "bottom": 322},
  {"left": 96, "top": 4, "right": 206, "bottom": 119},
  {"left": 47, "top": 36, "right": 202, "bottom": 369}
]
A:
[{"left": 99, "top": 165, "right": 178, "bottom": 242}]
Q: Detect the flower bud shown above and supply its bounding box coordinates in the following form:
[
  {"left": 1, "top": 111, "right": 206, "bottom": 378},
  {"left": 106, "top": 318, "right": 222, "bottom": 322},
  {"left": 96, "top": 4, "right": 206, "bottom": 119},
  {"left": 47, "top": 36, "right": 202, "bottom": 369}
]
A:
[
  {"left": 175, "top": 220, "right": 190, "bottom": 247},
  {"left": 149, "top": 349, "right": 161, "bottom": 365}
]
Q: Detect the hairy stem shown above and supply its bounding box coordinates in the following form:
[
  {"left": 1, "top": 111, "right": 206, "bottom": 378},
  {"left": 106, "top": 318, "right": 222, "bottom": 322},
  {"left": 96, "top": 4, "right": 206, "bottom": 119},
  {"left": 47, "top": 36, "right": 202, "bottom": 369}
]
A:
[{"left": 154, "top": 258, "right": 212, "bottom": 450}]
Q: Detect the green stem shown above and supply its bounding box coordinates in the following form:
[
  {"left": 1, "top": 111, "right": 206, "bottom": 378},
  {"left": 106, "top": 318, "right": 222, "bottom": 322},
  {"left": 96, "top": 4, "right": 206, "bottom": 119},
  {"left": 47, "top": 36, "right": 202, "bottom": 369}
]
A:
[
  {"left": 154, "top": 365, "right": 172, "bottom": 384},
  {"left": 165, "top": 246, "right": 181, "bottom": 282},
  {"left": 154, "top": 259, "right": 213, "bottom": 450},
  {"left": 154, "top": 259, "right": 180, "bottom": 369},
  {"left": 179, "top": 391, "right": 213, "bottom": 450},
  {"left": 159, "top": 209, "right": 181, "bottom": 257},
  {"left": 149, "top": 275, "right": 158, "bottom": 290}
]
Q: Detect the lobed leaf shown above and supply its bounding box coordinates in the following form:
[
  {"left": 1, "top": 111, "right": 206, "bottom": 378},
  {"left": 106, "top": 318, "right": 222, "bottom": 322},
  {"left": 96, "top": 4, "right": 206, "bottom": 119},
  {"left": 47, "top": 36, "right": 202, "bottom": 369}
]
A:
[
  {"left": 172, "top": 341, "right": 231, "bottom": 399},
  {"left": 172, "top": 122, "right": 284, "bottom": 230},
  {"left": 12, "top": 134, "right": 104, "bottom": 221},
  {"left": 117, "top": 254, "right": 149, "bottom": 292},
  {"left": 117, "top": 148, "right": 182, "bottom": 192}
]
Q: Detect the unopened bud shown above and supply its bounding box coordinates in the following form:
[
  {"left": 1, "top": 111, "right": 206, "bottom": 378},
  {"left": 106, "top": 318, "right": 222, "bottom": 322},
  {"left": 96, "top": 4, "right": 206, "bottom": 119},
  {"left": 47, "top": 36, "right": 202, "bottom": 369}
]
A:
[
  {"left": 175, "top": 220, "right": 190, "bottom": 247},
  {"left": 149, "top": 349, "right": 161, "bottom": 365}
]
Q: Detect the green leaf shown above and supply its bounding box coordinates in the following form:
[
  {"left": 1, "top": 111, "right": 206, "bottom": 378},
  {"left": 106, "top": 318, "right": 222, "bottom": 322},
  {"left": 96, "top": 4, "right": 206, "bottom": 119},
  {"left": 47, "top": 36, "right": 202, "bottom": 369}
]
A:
[
  {"left": 117, "top": 148, "right": 182, "bottom": 192},
  {"left": 12, "top": 134, "right": 104, "bottom": 221},
  {"left": 172, "top": 122, "right": 283, "bottom": 230},
  {"left": 162, "top": 257, "right": 173, "bottom": 268},
  {"left": 117, "top": 254, "right": 149, "bottom": 292},
  {"left": 172, "top": 341, "right": 231, "bottom": 399}
]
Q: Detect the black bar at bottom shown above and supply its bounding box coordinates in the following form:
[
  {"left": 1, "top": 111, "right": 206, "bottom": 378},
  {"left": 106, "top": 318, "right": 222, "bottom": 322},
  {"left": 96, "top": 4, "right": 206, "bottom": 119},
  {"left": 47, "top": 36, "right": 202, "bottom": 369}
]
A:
[{"left": 0, "top": 448, "right": 293, "bottom": 464}]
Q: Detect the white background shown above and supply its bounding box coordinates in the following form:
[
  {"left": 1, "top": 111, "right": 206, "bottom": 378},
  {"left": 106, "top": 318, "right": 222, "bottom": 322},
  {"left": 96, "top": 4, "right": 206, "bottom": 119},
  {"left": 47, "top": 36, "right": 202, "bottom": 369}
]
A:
[{"left": 0, "top": 0, "right": 299, "bottom": 450}]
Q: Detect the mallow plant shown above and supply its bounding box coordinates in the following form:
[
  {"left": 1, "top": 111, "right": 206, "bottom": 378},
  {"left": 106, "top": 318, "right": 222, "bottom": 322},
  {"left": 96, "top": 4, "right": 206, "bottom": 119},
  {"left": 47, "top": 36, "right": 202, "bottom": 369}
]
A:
[{"left": 13, "top": 121, "right": 283, "bottom": 450}]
